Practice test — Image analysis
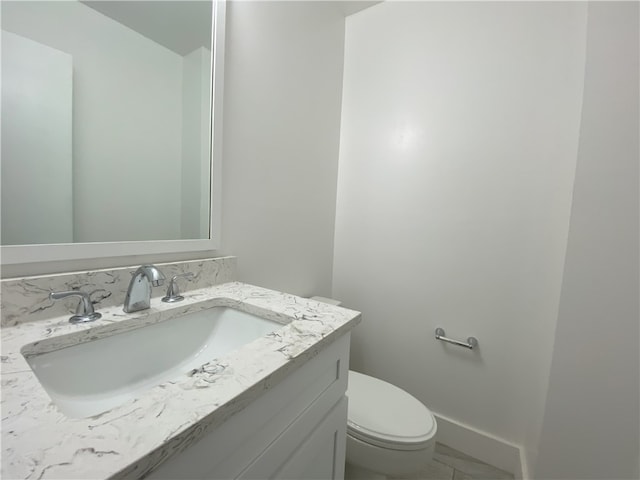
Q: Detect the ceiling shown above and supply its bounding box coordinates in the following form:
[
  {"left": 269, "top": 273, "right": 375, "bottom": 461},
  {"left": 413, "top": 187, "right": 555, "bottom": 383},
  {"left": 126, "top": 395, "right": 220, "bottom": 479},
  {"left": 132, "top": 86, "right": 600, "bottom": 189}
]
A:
[
  {"left": 81, "top": 1, "right": 212, "bottom": 55},
  {"left": 337, "top": 1, "right": 381, "bottom": 17},
  {"left": 81, "top": 0, "right": 380, "bottom": 56}
]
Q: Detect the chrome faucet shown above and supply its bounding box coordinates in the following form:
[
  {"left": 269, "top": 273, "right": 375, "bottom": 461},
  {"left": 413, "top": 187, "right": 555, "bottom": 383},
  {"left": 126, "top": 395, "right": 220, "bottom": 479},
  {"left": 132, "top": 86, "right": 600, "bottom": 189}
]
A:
[
  {"left": 123, "top": 265, "right": 165, "bottom": 313},
  {"left": 162, "top": 272, "right": 195, "bottom": 303},
  {"left": 50, "top": 290, "right": 102, "bottom": 324}
]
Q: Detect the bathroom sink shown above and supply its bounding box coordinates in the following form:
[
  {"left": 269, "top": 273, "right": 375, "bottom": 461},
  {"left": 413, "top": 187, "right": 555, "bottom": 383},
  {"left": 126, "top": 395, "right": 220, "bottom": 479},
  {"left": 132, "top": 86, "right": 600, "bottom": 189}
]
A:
[{"left": 24, "top": 307, "right": 284, "bottom": 418}]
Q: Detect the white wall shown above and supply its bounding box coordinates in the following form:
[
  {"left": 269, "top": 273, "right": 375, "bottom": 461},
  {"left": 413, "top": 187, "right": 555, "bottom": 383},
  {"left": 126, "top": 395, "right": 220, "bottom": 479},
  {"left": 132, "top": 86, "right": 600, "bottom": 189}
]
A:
[
  {"left": 1, "top": 31, "right": 73, "bottom": 245},
  {"left": 1, "top": 1, "right": 183, "bottom": 242},
  {"left": 333, "top": 1, "right": 587, "bottom": 466},
  {"left": 219, "top": 1, "right": 346, "bottom": 296},
  {"left": 534, "top": 3, "right": 639, "bottom": 478}
]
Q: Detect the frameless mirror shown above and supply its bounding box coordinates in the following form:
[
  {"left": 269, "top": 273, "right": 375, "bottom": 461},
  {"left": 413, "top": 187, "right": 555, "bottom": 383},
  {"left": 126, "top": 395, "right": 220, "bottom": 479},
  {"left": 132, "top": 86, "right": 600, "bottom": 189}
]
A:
[{"left": 1, "top": 0, "right": 219, "bottom": 253}]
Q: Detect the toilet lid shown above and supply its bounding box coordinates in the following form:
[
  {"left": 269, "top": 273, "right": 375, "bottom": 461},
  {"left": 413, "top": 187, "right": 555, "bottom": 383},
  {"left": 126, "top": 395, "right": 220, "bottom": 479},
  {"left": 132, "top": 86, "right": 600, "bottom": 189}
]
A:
[{"left": 346, "top": 370, "right": 436, "bottom": 451}]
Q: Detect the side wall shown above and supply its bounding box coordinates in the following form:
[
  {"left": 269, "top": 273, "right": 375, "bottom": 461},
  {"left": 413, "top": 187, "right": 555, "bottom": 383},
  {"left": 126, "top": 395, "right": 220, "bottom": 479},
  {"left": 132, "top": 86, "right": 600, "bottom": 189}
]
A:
[
  {"left": 332, "top": 2, "right": 588, "bottom": 471},
  {"left": 181, "top": 47, "right": 212, "bottom": 240},
  {"left": 534, "top": 3, "right": 640, "bottom": 478},
  {"left": 219, "top": 1, "right": 346, "bottom": 296},
  {"left": 1, "top": 31, "right": 73, "bottom": 245}
]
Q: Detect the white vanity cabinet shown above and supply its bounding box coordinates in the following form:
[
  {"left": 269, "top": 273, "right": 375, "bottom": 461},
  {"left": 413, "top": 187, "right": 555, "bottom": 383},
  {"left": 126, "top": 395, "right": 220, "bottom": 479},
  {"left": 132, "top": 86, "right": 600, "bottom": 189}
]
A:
[{"left": 148, "top": 333, "right": 351, "bottom": 480}]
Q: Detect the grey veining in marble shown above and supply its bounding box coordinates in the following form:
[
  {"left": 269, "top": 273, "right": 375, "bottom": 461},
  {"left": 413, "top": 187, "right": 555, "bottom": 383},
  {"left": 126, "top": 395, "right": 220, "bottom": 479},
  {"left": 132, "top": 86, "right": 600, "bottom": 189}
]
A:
[
  {"left": 0, "top": 257, "right": 236, "bottom": 327},
  {"left": 1, "top": 280, "right": 361, "bottom": 480}
]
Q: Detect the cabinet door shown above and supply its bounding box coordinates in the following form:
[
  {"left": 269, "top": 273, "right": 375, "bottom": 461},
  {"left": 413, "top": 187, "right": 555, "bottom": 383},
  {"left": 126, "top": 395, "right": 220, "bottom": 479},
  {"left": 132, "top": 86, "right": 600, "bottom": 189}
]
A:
[
  {"left": 238, "top": 397, "right": 347, "bottom": 480},
  {"left": 274, "top": 398, "right": 347, "bottom": 480}
]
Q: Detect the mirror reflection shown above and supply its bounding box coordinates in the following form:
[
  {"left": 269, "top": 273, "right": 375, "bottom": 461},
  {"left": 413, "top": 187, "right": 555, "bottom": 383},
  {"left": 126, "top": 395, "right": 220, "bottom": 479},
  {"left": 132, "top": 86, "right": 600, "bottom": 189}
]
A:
[{"left": 1, "top": 0, "right": 213, "bottom": 246}]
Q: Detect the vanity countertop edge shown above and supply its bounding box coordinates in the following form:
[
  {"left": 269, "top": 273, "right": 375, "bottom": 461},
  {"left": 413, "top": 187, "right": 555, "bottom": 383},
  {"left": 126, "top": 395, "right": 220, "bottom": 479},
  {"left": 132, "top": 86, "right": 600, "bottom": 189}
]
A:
[{"left": 0, "top": 281, "right": 362, "bottom": 480}]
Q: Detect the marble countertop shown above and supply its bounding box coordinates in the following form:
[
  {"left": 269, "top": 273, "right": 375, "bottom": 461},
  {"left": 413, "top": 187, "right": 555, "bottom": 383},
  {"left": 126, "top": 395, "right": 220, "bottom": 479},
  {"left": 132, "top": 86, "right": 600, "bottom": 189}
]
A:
[{"left": 1, "top": 282, "right": 361, "bottom": 480}]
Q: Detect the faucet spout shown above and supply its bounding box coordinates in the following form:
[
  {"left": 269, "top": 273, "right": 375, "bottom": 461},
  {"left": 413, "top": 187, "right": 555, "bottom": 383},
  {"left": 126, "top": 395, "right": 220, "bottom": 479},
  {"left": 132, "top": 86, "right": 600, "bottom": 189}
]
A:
[
  {"left": 139, "top": 265, "right": 165, "bottom": 287},
  {"left": 123, "top": 265, "right": 165, "bottom": 313}
]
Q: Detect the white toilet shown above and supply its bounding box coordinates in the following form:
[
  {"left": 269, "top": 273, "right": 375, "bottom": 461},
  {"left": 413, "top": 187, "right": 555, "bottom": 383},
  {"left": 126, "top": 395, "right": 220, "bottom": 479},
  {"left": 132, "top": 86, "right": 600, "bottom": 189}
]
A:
[
  {"left": 346, "top": 370, "right": 437, "bottom": 477},
  {"left": 311, "top": 297, "right": 438, "bottom": 477}
]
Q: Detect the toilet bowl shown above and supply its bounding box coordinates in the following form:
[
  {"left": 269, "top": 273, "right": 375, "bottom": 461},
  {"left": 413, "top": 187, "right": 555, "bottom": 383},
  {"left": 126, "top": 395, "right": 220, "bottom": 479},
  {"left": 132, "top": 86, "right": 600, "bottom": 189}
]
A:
[
  {"left": 309, "top": 297, "right": 437, "bottom": 476},
  {"left": 346, "top": 370, "right": 437, "bottom": 476}
]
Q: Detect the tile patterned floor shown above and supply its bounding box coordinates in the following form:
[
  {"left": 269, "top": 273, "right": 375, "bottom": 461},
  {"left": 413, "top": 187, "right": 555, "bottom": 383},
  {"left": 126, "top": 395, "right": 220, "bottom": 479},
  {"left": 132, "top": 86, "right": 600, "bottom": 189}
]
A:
[{"left": 346, "top": 442, "right": 515, "bottom": 480}]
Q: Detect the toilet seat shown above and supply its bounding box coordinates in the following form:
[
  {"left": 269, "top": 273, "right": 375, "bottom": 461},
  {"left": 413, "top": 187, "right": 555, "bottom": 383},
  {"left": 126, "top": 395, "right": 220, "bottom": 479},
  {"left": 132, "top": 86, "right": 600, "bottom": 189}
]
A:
[{"left": 346, "top": 370, "right": 437, "bottom": 451}]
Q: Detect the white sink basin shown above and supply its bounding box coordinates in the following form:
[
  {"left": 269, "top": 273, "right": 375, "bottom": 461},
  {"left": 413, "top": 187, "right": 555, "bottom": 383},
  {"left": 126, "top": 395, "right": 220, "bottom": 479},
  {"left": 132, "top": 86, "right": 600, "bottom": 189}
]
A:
[{"left": 24, "top": 307, "right": 284, "bottom": 418}]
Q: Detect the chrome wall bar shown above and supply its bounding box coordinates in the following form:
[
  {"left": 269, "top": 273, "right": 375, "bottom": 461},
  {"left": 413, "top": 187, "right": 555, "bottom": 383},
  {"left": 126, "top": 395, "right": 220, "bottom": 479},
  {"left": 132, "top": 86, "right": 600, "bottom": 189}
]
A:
[{"left": 435, "top": 328, "right": 478, "bottom": 350}]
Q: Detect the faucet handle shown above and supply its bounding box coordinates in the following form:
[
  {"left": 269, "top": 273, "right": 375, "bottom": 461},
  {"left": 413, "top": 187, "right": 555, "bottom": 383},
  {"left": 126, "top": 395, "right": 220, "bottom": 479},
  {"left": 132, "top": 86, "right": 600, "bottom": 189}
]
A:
[
  {"left": 50, "top": 290, "right": 102, "bottom": 324},
  {"left": 162, "top": 273, "right": 194, "bottom": 303}
]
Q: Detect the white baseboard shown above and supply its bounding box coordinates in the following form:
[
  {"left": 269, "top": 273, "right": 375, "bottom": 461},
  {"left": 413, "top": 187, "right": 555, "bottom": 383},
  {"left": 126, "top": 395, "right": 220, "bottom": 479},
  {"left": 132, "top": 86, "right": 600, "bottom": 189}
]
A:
[
  {"left": 432, "top": 412, "right": 523, "bottom": 478},
  {"left": 519, "top": 447, "right": 531, "bottom": 480}
]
